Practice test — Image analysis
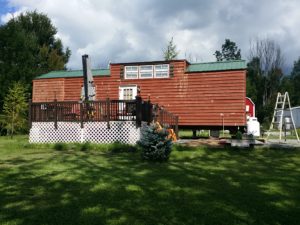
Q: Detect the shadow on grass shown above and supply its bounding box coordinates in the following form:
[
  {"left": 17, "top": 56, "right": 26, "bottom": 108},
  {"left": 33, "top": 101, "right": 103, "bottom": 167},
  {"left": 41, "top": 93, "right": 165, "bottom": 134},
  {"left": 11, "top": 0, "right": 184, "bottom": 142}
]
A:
[{"left": 0, "top": 145, "right": 300, "bottom": 225}]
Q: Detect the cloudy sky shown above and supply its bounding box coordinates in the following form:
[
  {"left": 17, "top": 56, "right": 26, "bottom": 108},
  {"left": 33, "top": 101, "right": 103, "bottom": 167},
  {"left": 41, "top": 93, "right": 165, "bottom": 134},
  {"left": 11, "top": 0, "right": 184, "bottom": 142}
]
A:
[{"left": 1, "top": 0, "right": 300, "bottom": 72}]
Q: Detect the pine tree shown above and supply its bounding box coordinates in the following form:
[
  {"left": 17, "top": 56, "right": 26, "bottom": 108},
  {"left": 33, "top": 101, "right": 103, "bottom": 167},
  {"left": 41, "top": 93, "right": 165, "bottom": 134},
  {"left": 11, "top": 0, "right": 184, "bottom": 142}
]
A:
[
  {"left": 0, "top": 82, "right": 28, "bottom": 138},
  {"left": 138, "top": 123, "right": 172, "bottom": 161},
  {"left": 163, "top": 37, "right": 179, "bottom": 61}
]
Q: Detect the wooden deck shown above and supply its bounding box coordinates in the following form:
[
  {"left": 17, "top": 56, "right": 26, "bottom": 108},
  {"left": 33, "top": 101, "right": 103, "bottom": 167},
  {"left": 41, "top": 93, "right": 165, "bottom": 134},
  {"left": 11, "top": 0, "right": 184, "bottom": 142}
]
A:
[{"left": 29, "top": 96, "right": 179, "bottom": 137}]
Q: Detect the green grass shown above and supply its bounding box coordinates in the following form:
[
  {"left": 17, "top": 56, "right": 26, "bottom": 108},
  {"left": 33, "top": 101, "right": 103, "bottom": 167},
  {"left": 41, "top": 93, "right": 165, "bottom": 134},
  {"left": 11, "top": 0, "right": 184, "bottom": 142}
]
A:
[{"left": 0, "top": 136, "right": 300, "bottom": 225}]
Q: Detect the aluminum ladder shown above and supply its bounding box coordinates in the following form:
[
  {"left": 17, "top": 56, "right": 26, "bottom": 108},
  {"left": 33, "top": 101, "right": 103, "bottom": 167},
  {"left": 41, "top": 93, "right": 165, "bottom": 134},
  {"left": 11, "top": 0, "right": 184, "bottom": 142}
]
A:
[{"left": 267, "top": 92, "right": 299, "bottom": 142}]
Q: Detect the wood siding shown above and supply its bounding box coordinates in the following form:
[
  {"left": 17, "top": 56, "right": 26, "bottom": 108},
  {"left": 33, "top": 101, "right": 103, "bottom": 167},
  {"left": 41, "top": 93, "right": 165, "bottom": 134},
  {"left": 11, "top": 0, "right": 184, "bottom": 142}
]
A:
[
  {"left": 32, "top": 79, "right": 64, "bottom": 102},
  {"left": 32, "top": 60, "right": 246, "bottom": 127}
]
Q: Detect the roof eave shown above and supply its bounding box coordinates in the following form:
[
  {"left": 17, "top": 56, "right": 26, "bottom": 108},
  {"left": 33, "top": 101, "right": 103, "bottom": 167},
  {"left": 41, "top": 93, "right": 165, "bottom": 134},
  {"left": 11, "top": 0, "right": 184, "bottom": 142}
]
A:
[
  {"left": 110, "top": 59, "right": 188, "bottom": 65},
  {"left": 34, "top": 74, "right": 110, "bottom": 80}
]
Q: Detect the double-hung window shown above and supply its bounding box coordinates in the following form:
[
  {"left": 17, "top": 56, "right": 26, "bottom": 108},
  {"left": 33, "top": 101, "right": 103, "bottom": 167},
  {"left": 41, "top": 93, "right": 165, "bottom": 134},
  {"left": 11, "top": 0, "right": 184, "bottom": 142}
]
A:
[
  {"left": 154, "top": 64, "right": 169, "bottom": 78},
  {"left": 125, "top": 66, "right": 138, "bottom": 79},
  {"left": 139, "top": 65, "right": 153, "bottom": 78}
]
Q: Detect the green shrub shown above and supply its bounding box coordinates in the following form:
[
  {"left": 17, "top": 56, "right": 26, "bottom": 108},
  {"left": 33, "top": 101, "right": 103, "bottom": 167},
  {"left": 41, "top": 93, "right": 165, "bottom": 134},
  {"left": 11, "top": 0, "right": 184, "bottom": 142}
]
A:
[
  {"left": 235, "top": 131, "right": 243, "bottom": 140},
  {"left": 80, "top": 142, "right": 91, "bottom": 151},
  {"left": 53, "top": 142, "right": 68, "bottom": 151},
  {"left": 137, "top": 123, "right": 172, "bottom": 161}
]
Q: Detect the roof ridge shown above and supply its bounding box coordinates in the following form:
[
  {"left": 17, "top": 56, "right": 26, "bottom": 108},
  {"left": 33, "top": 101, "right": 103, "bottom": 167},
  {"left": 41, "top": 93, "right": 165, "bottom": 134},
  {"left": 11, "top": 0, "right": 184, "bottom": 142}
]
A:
[
  {"left": 190, "top": 60, "right": 246, "bottom": 65},
  {"left": 187, "top": 60, "right": 246, "bottom": 73}
]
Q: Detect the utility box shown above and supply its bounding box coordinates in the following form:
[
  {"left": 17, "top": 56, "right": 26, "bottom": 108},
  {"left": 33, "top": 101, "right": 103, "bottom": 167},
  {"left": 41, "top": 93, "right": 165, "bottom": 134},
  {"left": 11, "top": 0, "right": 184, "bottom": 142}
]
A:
[
  {"left": 284, "top": 117, "right": 292, "bottom": 130},
  {"left": 247, "top": 117, "right": 260, "bottom": 137}
]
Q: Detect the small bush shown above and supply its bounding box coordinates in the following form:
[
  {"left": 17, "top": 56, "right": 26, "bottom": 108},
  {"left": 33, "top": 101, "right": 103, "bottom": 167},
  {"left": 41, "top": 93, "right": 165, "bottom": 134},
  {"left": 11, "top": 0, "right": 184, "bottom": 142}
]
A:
[
  {"left": 235, "top": 131, "right": 243, "bottom": 140},
  {"left": 53, "top": 142, "right": 68, "bottom": 151},
  {"left": 137, "top": 123, "right": 172, "bottom": 161},
  {"left": 80, "top": 142, "right": 91, "bottom": 151}
]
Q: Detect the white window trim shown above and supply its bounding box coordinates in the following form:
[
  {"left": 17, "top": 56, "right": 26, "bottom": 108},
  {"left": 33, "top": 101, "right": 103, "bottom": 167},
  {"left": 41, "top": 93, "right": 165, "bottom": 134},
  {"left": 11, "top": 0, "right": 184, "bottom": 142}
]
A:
[
  {"left": 119, "top": 85, "right": 138, "bottom": 100},
  {"left": 125, "top": 66, "right": 138, "bottom": 79},
  {"left": 154, "top": 64, "right": 169, "bottom": 78},
  {"left": 124, "top": 64, "right": 170, "bottom": 79},
  {"left": 139, "top": 65, "right": 153, "bottom": 79}
]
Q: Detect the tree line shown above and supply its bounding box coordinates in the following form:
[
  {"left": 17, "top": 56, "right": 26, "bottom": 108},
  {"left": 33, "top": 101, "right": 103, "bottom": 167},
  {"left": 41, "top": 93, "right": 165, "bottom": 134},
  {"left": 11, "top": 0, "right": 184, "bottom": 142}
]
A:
[
  {"left": 214, "top": 38, "right": 300, "bottom": 127},
  {"left": 0, "top": 10, "right": 299, "bottom": 135},
  {"left": 0, "top": 11, "right": 70, "bottom": 136}
]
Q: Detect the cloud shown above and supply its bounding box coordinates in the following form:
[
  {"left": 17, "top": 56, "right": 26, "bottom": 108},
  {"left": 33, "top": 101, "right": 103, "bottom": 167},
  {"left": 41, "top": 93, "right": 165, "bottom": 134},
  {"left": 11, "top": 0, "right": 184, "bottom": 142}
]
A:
[
  {"left": 0, "top": 6, "right": 28, "bottom": 23},
  {"left": 1, "top": 0, "right": 300, "bottom": 72}
]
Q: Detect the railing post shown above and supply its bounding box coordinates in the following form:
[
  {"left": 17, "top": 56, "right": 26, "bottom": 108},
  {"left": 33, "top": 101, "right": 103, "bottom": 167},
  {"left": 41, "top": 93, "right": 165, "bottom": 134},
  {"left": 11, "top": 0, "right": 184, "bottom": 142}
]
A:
[
  {"left": 153, "top": 104, "right": 158, "bottom": 122},
  {"left": 159, "top": 109, "right": 163, "bottom": 126},
  {"left": 54, "top": 99, "right": 58, "bottom": 129},
  {"left": 80, "top": 101, "right": 84, "bottom": 128},
  {"left": 147, "top": 100, "right": 152, "bottom": 124},
  {"left": 175, "top": 116, "right": 179, "bottom": 139},
  {"left": 28, "top": 99, "right": 32, "bottom": 129},
  {"left": 106, "top": 98, "right": 110, "bottom": 129},
  {"left": 136, "top": 96, "right": 142, "bottom": 128}
]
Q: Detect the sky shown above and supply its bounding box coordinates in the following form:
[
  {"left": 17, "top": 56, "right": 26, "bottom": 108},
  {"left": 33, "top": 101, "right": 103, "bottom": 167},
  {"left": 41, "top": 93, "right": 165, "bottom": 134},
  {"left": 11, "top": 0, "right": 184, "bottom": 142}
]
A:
[{"left": 0, "top": 0, "right": 300, "bottom": 73}]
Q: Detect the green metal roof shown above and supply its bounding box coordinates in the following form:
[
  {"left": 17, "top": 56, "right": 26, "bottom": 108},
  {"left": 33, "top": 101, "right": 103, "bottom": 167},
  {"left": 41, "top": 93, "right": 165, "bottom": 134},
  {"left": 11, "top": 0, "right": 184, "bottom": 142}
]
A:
[
  {"left": 187, "top": 60, "right": 246, "bottom": 73},
  {"left": 35, "top": 69, "right": 110, "bottom": 79},
  {"left": 35, "top": 60, "right": 246, "bottom": 79}
]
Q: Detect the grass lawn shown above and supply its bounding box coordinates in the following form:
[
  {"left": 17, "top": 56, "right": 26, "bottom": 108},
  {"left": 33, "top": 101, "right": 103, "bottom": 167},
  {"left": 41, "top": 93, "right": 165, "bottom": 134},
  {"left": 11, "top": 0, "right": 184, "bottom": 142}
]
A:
[{"left": 0, "top": 136, "right": 300, "bottom": 225}]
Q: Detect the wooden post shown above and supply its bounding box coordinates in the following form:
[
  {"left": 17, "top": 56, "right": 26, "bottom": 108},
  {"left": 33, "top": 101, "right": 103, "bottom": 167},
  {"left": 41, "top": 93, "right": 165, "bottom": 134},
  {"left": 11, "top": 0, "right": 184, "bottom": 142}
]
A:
[
  {"left": 28, "top": 99, "right": 32, "bottom": 129},
  {"left": 106, "top": 98, "right": 110, "bottom": 129},
  {"left": 147, "top": 100, "right": 152, "bottom": 124},
  {"left": 159, "top": 109, "right": 163, "bottom": 125},
  {"left": 175, "top": 116, "right": 179, "bottom": 139},
  {"left": 54, "top": 99, "right": 58, "bottom": 129},
  {"left": 80, "top": 101, "right": 84, "bottom": 128},
  {"left": 136, "top": 96, "right": 142, "bottom": 128},
  {"left": 154, "top": 104, "right": 159, "bottom": 122},
  {"left": 192, "top": 130, "right": 197, "bottom": 138}
]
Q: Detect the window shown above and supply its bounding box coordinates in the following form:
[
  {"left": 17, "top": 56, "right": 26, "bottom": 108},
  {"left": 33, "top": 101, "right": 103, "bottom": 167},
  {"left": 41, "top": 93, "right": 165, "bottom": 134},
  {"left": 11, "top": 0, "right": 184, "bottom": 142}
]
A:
[
  {"left": 139, "top": 65, "right": 153, "bottom": 78},
  {"left": 124, "top": 64, "right": 169, "bottom": 79},
  {"left": 119, "top": 85, "right": 137, "bottom": 100},
  {"left": 125, "top": 66, "right": 138, "bottom": 79},
  {"left": 154, "top": 64, "right": 169, "bottom": 78},
  {"left": 123, "top": 88, "right": 133, "bottom": 100}
]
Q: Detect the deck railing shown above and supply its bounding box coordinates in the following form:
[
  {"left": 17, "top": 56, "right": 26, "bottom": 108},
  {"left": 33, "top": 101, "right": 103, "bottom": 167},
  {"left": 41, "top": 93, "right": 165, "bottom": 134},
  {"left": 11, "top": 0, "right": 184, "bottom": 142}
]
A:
[{"left": 29, "top": 96, "right": 179, "bottom": 137}]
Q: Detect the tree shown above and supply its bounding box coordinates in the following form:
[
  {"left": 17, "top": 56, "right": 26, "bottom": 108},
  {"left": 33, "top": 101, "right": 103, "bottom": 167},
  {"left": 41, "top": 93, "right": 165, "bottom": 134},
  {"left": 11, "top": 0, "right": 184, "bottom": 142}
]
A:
[
  {"left": 214, "top": 39, "right": 241, "bottom": 61},
  {"left": 249, "top": 38, "right": 284, "bottom": 106},
  {"left": 0, "top": 82, "right": 28, "bottom": 138},
  {"left": 137, "top": 122, "right": 172, "bottom": 161},
  {"left": 246, "top": 57, "right": 261, "bottom": 104},
  {"left": 279, "top": 76, "right": 293, "bottom": 99},
  {"left": 247, "top": 38, "right": 284, "bottom": 125},
  {"left": 290, "top": 57, "right": 300, "bottom": 106},
  {"left": 163, "top": 37, "right": 179, "bottom": 61},
  {"left": 0, "top": 11, "right": 71, "bottom": 110}
]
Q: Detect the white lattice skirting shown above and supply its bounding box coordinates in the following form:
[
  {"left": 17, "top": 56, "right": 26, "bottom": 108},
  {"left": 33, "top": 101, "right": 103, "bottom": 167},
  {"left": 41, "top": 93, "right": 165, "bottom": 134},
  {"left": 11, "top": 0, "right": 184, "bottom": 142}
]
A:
[{"left": 29, "top": 121, "right": 146, "bottom": 144}]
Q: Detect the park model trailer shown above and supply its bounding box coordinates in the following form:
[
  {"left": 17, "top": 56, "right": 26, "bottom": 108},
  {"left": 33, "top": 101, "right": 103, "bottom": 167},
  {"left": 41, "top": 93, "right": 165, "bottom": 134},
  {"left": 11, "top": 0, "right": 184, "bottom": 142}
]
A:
[{"left": 32, "top": 59, "right": 247, "bottom": 132}]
